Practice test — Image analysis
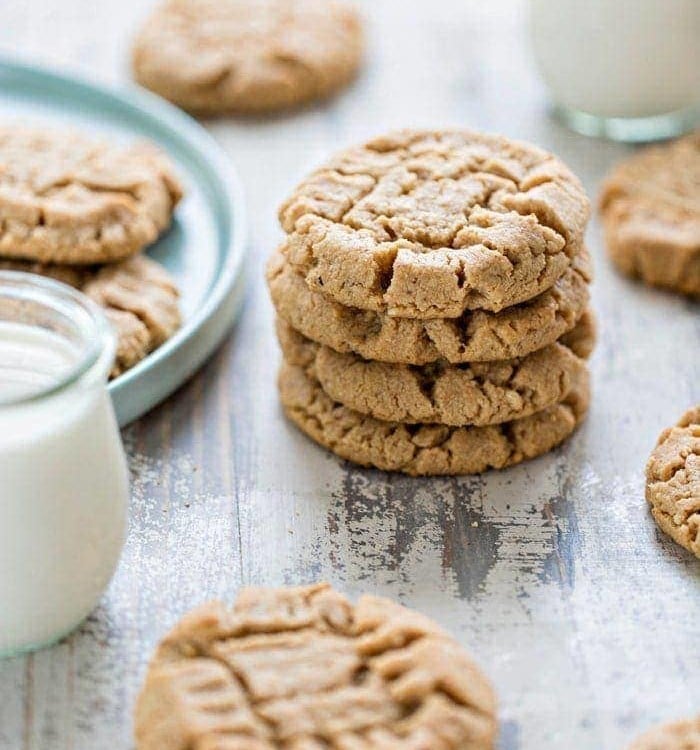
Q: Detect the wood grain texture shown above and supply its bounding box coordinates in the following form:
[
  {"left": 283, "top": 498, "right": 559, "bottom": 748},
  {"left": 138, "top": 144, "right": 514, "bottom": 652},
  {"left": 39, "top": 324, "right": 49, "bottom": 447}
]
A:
[{"left": 0, "top": 1, "right": 698, "bottom": 749}]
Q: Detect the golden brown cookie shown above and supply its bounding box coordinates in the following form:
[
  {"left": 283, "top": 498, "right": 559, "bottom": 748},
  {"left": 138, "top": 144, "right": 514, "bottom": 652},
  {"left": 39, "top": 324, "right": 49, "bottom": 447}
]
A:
[
  {"left": 0, "top": 127, "right": 182, "bottom": 265},
  {"left": 558, "top": 308, "right": 597, "bottom": 359},
  {"left": 0, "top": 255, "right": 181, "bottom": 378},
  {"left": 267, "top": 248, "right": 591, "bottom": 365},
  {"left": 279, "top": 361, "right": 589, "bottom": 476},
  {"left": 645, "top": 406, "right": 700, "bottom": 558},
  {"left": 277, "top": 310, "right": 594, "bottom": 427},
  {"left": 279, "top": 129, "right": 590, "bottom": 317},
  {"left": 599, "top": 132, "right": 700, "bottom": 297},
  {"left": 132, "top": 0, "right": 363, "bottom": 115},
  {"left": 134, "top": 582, "right": 497, "bottom": 750},
  {"left": 627, "top": 716, "right": 700, "bottom": 750}
]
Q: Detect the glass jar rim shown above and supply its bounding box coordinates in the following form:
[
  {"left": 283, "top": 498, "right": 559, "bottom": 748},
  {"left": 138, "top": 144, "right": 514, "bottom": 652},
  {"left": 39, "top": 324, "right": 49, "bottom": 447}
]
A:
[{"left": 0, "top": 270, "right": 115, "bottom": 407}]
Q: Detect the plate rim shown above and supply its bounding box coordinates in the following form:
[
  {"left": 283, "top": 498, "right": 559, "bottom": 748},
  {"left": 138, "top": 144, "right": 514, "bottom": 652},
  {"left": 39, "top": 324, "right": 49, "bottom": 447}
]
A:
[{"left": 0, "top": 56, "right": 248, "bottom": 424}]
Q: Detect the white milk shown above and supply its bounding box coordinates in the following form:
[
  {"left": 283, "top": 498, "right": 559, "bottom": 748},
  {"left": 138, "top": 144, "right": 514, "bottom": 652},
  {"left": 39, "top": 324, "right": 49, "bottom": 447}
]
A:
[
  {"left": 530, "top": 0, "right": 700, "bottom": 119},
  {"left": 0, "top": 322, "right": 128, "bottom": 655}
]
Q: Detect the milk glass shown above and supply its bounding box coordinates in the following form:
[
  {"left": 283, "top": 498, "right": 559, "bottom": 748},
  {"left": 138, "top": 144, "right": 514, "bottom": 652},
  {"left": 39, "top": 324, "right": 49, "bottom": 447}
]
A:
[
  {"left": 0, "top": 272, "right": 129, "bottom": 657},
  {"left": 530, "top": 0, "right": 700, "bottom": 141}
]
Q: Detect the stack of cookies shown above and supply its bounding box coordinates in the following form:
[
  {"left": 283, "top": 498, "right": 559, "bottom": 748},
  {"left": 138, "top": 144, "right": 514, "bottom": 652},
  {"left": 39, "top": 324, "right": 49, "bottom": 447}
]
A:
[
  {"left": 0, "top": 126, "right": 183, "bottom": 377},
  {"left": 268, "top": 129, "right": 595, "bottom": 476}
]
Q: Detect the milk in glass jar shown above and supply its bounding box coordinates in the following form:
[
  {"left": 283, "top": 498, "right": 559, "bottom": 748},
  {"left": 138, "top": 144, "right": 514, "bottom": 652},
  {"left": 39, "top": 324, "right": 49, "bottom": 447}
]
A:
[
  {"left": 530, "top": 0, "right": 700, "bottom": 141},
  {"left": 0, "top": 271, "right": 128, "bottom": 656}
]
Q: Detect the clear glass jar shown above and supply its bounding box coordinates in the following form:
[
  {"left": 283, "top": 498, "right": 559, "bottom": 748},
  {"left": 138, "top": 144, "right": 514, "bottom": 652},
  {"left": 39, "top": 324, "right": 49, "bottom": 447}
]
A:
[
  {"left": 0, "top": 271, "right": 129, "bottom": 657},
  {"left": 529, "top": 0, "right": 700, "bottom": 142}
]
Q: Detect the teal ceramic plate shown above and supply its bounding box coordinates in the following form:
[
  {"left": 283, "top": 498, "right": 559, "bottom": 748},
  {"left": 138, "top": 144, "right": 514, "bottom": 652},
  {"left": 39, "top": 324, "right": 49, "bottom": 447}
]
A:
[{"left": 0, "top": 58, "right": 247, "bottom": 426}]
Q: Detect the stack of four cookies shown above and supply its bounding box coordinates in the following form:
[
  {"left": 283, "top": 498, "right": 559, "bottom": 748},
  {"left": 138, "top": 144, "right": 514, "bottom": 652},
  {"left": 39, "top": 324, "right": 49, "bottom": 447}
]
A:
[{"left": 268, "top": 130, "right": 595, "bottom": 475}]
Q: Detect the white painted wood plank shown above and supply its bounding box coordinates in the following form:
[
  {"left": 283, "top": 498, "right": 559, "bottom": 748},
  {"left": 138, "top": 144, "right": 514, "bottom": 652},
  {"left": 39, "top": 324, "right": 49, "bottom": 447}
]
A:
[{"left": 0, "top": 2, "right": 697, "bottom": 749}]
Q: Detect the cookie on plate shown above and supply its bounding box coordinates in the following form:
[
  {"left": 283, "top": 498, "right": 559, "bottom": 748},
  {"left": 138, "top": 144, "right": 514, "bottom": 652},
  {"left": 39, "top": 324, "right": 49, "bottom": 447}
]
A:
[
  {"left": 279, "top": 129, "right": 590, "bottom": 316},
  {"left": 134, "top": 582, "right": 497, "bottom": 749},
  {"left": 267, "top": 248, "right": 591, "bottom": 365},
  {"left": 0, "top": 255, "right": 181, "bottom": 378},
  {"left": 0, "top": 127, "right": 182, "bottom": 265},
  {"left": 599, "top": 132, "right": 700, "bottom": 297},
  {"left": 645, "top": 406, "right": 700, "bottom": 558},
  {"left": 627, "top": 716, "right": 700, "bottom": 750},
  {"left": 279, "top": 360, "right": 589, "bottom": 476},
  {"left": 277, "top": 310, "right": 594, "bottom": 426},
  {"left": 132, "top": 0, "right": 363, "bottom": 115}
]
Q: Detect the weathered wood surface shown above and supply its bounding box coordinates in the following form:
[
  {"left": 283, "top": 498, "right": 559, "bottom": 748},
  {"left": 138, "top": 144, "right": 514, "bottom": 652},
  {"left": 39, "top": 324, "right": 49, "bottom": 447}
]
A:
[{"left": 0, "top": 1, "right": 698, "bottom": 749}]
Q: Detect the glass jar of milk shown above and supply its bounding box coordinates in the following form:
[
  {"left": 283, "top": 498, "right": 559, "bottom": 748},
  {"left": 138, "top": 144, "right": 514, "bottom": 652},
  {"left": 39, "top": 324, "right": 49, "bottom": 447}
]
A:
[
  {"left": 0, "top": 272, "right": 128, "bottom": 657},
  {"left": 529, "top": 0, "right": 700, "bottom": 141}
]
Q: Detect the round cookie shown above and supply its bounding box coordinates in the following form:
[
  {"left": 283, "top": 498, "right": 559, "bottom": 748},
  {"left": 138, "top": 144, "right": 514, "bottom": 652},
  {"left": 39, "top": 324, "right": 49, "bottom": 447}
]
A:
[
  {"left": 627, "top": 716, "right": 700, "bottom": 750},
  {"left": 279, "top": 129, "right": 590, "bottom": 317},
  {"left": 267, "top": 248, "right": 591, "bottom": 365},
  {"left": 132, "top": 0, "right": 363, "bottom": 115},
  {"left": 645, "top": 406, "right": 700, "bottom": 558},
  {"left": 599, "top": 132, "right": 700, "bottom": 297},
  {"left": 134, "top": 582, "right": 497, "bottom": 750},
  {"left": 0, "top": 255, "right": 181, "bottom": 378},
  {"left": 0, "top": 127, "right": 182, "bottom": 265},
  {"left": 279, "top": 361, "right": 590, "bottom": 476},
  {"left": 277, "top": 310, "right": 594, "bottom": 426}
]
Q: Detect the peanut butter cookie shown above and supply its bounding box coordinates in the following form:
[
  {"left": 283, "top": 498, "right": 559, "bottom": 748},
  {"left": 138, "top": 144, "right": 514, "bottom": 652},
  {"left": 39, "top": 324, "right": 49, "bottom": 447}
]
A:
[
  {"left": 0, "top": 255, "right": 181, "bottom": 378},
  {"left": 132, "top": 0, "right": 363, "bottom": 115},
  {"left": 599, "top": 132, "right": 700, "bottom": 297},
  {"left": 267, "top": 248, "right": 591, "bottom": 365},
  {"left": 279, "top": 361, "right": 589, "bottom": 476},
  {"left": 134, "top": 582, "right": 497, "bottom": 750},
  {"left": 0, "top": 127, "right": 182, "bottom": 265},
  {"left": 645, "top": 406, "right": 700, "bottom": 558},
  {"left": 628, "top": 716, "right": 700, "bottom": 750},
  {"left": 277, "top": 310, "right": 594, "bottom": 426},
  {"left": 279, "top": 129, "right": 589, "bottom": 316}
]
